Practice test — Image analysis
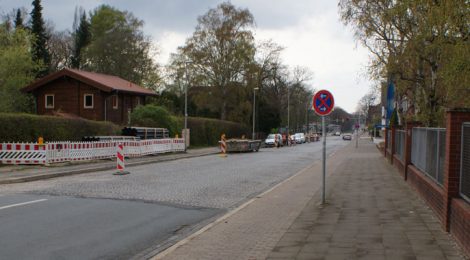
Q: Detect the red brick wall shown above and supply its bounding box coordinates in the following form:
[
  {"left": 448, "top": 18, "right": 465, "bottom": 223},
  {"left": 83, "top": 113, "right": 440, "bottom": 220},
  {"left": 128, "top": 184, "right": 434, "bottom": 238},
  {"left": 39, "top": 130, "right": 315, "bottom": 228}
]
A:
[
  {"left": 450, "top": 199, "right": 470, "bottom": 256},
  {"left": 407, "top": 165, "right": 446, "bottom": 223},
  {"left": 443, "top": 110, "right": 470, "bottom": 230}
]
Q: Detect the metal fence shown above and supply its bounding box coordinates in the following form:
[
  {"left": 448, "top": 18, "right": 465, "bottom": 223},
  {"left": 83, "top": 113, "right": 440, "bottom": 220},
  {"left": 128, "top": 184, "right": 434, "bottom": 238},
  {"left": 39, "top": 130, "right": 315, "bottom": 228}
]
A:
[
  {"left": 395, "top": 130, "right": 406, "bottom": 162},
  {"left": 461, "top": 123, "right": 470, "bottom": 202},
  {"left": 411, "top": 127, "right": 446, "bottom": 185}
]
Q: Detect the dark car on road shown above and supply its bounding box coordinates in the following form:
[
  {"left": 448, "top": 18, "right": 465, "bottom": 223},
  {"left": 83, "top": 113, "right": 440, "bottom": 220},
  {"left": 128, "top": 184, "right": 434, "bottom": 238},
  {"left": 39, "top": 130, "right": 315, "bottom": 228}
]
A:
[{"left": 342, "top": 134, "right": 352, "bottom": 140}]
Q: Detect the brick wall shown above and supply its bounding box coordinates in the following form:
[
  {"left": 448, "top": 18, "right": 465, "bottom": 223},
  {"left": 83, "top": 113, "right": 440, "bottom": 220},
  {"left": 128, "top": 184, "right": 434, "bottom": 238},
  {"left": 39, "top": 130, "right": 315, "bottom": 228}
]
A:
[
  {"left": 443, "top": 109, "right": 470, "bottom": 231},
  {"left": 450, "top": 199, "right": 470, "bottom": 256},
  {"left": 407, "top": 165, "right": 446, "bottom": 223},
  {"left": 393, "top": 154, "right": 405, "bottom": 178}
]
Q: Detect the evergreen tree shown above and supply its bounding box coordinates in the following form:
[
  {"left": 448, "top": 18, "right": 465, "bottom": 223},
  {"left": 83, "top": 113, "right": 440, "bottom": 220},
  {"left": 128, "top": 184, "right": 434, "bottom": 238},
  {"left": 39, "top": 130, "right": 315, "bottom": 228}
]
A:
[
  {"left": 71, "top": 12, "right": 90, "bottom": 69},
  {"left": 30, "top": 0, "right": 50, "bottom": 78},
  {"left": 14, "top": 9, "right": 23, "bottom": 29}
]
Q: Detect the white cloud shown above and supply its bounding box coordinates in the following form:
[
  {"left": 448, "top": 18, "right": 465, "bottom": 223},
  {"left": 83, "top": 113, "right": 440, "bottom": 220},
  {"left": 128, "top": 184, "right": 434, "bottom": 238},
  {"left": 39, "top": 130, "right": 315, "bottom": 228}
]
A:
[{"left": 253, "top": 7, "right": 371, "bottom": 113}]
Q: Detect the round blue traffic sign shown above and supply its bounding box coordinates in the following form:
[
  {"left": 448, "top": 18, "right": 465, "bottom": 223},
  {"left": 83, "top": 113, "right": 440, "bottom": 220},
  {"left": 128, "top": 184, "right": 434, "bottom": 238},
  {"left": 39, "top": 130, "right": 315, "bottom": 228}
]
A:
[{"left": 313, "top": 90, "right": 334, "bottom": 116}]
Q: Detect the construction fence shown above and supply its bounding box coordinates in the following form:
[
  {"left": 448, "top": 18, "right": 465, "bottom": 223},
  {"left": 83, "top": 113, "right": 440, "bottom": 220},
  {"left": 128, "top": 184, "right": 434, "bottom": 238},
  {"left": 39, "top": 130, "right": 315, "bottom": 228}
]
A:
[{"left": 0, "top": 138, "right": 185, "bottom": 165}]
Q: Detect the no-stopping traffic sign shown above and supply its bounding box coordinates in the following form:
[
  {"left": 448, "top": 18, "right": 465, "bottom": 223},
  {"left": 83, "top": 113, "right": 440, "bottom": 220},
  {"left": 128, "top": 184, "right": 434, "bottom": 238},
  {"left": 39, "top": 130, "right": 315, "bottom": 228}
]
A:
[{"left": 312, "top": 90, "right": 335, "bottom": 116}]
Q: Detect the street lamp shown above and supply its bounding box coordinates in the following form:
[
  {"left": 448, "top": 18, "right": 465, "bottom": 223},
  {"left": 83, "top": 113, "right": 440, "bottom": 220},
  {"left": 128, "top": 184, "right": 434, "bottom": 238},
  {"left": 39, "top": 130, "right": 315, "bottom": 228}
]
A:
[{"left": 252, "top": 87, "right": 259, "bottom": 140}]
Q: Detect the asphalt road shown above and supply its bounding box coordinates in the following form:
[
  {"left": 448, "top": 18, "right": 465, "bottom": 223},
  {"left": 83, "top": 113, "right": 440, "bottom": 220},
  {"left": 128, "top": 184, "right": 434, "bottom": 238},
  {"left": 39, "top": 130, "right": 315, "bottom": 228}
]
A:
[{"left": 0, "top": 136, "right": 349, "bottom": 259}]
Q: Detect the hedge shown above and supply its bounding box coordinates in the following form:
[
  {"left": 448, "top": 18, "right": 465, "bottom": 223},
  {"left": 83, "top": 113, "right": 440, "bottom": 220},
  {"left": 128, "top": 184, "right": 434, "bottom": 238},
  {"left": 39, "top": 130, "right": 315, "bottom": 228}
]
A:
[
  {"left": 130, "top": 105, "right": 178, "bottom": 136},
  {"left": 0, "top": 113, "right": 121, "bottom": 142},
  {"left": 175, "top": 117, "right": 250, "bottom": 147}
]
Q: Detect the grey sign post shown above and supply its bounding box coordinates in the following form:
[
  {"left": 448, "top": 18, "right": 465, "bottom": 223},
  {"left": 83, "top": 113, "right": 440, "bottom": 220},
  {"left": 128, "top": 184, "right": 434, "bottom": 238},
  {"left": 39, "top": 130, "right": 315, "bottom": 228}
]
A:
[{"left": 312, "top": 90, "right": 334, "bottom": 205}]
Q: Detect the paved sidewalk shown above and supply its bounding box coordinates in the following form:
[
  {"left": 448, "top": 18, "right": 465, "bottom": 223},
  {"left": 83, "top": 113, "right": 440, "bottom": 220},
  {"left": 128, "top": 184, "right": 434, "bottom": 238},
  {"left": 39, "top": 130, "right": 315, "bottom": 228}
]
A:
[
  {"left": 0, "top": 147, "right": 219, "bottom": 184},
  {"left": 155, "top": 138, "right": 468, "bottom": 260},
  {"left": 268, "top": 139, "right": 467, "bottom": 260}
]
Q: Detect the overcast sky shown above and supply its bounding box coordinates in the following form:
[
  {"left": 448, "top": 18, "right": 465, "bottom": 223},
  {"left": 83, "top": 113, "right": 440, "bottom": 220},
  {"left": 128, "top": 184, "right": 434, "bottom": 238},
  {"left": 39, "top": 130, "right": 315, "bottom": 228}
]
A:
[{"left": 1, "top": 0, "right": 373, "bottom": 113}]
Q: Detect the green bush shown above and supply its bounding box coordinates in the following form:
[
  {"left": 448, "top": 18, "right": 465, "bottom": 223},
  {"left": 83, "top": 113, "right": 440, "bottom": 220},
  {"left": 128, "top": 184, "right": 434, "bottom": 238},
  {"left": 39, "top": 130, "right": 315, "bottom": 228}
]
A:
[
  {"left": 130, "top": 105, "right": 179, "bottom": 136},
  {"left": 175, "top": 117, "right": 250, "bottom": 147},
  {"left": 0, "top": 113, "right": 121, "bottom": 142}
]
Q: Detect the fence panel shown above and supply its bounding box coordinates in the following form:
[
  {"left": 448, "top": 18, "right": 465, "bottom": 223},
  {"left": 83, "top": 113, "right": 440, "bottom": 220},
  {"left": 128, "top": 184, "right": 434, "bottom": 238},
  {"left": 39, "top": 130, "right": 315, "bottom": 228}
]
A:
[
  {"left": 411, "top": 127, "right": 446, "bottom": 185},
  {"left": 461, "top": 123, "right": 470, "bottom": 202},
  {"left": 172, "top": 138, "right": 185, "bottom": 152},
  {"left": 0, "top": 143, "right": 47, "bottom": 164},
  {"left": 395, "top": 130, "right": 405, "bottom": 162}
]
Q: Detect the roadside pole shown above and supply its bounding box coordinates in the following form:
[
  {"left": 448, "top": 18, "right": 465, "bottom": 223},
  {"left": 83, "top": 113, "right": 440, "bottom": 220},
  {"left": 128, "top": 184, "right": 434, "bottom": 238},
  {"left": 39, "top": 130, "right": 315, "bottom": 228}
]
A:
[
  {"left": 321, "top": 115, "right": 326, "bottom": 204},
  {"left": 312, "top": 90, "right": 334, "bottom": 206}
]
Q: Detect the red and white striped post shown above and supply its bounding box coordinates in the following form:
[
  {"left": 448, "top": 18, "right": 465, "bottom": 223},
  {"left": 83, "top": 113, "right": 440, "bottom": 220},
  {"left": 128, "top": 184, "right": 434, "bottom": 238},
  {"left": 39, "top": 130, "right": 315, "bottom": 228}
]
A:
[
  {"left": 219, "top": 134, "right": 227, "bottom": 157},
  {"left": 114, "top": 143, "right": 130, "bottom": 175}
]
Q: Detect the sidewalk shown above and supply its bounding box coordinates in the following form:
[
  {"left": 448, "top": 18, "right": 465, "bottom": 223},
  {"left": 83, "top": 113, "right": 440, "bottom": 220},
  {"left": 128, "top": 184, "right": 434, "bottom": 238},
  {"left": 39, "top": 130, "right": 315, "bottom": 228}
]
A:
[
  {"left": 154, "top": 138, "right": 468, "bottom": 260},
  {"left": 0, "top": 147, "right": 219, "bottom": 184}
]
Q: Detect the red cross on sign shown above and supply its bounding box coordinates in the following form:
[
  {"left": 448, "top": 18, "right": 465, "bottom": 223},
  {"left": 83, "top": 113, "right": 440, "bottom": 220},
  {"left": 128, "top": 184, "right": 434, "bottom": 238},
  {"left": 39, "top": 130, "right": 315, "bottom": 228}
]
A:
[{"left": 313, "top": 90, "right": 335, "bottom": 116}]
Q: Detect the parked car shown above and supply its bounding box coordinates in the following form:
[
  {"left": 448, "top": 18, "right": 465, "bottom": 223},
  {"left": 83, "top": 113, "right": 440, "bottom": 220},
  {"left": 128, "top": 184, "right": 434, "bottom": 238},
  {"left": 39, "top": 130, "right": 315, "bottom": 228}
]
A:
[
  {"left": 342, "top": 134, "right": 352, "bottom": 140},
  {"left": 265, "top": 134, "right": 283, "bottom": 147},
  {"left": 294, "top": 133, "right": 306, "bottom": 143},
  {"left": 334, "top": 131, "right": 341, "bottom": 136}
]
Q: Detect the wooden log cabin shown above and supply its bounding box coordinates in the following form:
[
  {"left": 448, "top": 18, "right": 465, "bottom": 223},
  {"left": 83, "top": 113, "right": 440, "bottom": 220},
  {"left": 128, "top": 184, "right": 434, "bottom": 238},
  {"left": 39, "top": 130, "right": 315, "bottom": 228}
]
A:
[{"left": 21, "top": 68, "right": 156, "bottom": 125}]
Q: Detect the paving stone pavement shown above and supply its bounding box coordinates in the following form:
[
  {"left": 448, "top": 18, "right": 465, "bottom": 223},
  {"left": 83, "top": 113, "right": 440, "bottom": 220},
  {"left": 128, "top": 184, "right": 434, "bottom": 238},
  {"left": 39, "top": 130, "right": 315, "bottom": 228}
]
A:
[
  {"left": 155, "top": 138, "right": 468, "bottom": 260},
  {"left": 268, "top": 139, "right": 468, "bottom": 260}
]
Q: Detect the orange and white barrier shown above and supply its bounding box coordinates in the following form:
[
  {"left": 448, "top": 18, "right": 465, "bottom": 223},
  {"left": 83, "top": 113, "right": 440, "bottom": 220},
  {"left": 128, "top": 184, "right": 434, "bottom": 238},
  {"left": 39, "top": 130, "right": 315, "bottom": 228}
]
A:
[{"left": 220, "top": 134, "right": 227, "bottom": 156}]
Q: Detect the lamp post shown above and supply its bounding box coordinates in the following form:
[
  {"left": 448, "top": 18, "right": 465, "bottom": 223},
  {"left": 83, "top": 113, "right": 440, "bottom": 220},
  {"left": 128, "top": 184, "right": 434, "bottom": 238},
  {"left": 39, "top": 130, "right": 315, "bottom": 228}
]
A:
[
  {"left": 287, "top": 85, "right": 290, "bottom": 135},
  {"left": 184, "top": 61, "right": 190, "bottom": 151},
  {"left": 252, "top": 87, "right": 259, "bottom": 140}
]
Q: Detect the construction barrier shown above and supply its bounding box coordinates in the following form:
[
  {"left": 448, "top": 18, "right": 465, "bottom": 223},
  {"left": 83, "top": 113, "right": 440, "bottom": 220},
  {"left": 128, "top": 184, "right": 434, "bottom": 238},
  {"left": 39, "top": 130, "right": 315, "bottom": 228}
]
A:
[
  {"left": 0, "top": 138, "right": 186, "bottom": 165},
  {"left": 219, "top": 134, "right": 227, "bottom": 157},
  {"left": 0, "top": 143, "right": 47, "bottom": 165},
  {"left": 116, "top": 143, "right": 125, "bottom": 171}
]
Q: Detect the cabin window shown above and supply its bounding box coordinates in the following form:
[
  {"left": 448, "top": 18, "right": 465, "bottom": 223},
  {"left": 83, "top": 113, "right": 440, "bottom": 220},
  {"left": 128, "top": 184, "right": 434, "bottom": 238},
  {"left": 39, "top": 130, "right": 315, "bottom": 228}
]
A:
[
  {"left": 84, "top": 94, "right": 94, "bottom": 109},
  {"left": 45, "top": 94, "right": 54, "bottom": 109},
  {"left": 135, "top": 96, "right": 141, "bottom": 106},
  {"left": 112, "top": 95, "right": 118, "bottom": 109}
]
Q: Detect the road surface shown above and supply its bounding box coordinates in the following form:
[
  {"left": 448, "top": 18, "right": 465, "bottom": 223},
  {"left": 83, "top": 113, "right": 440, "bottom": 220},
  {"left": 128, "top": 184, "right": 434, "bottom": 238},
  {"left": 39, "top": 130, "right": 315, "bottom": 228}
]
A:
[{"left": 0, "top": 136, "right": 349, "bottom": 259}]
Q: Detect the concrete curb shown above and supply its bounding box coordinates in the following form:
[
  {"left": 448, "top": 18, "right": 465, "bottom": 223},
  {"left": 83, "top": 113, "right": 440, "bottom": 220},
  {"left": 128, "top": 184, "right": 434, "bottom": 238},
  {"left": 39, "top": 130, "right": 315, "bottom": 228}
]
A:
[{"left": 0, "top": 151, "right": 219, "bottom": 185}]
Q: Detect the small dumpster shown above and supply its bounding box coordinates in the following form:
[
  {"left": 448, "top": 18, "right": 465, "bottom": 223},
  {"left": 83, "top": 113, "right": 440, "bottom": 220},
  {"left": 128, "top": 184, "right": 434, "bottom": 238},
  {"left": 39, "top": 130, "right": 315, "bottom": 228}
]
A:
[{"left": 224, "top": 139, "right": 261, "bottom": 152}]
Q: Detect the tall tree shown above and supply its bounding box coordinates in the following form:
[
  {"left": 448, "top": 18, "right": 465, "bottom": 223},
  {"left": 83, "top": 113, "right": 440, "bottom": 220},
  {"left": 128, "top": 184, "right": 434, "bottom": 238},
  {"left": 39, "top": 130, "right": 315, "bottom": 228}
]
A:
[
  {"left": 30, "top": 0, "right": 50, "bottom": 78},
  {"left": 339, "top": 0, "right": 469, "bottom": 126},
  {"left": 176, "top": 2, "right": 256, "bottom": 120},
  {"left": 14, "top": 9, "right": 23, "bottom": 29},
  {"left": 71, "top": 10, "right": 90, "bottom": 69},
  {"left": 0, "top": 23, "right": 39, "bottom": 112},
  {"left": 83, "top": 5, "right": 160, "bottom": 88}
]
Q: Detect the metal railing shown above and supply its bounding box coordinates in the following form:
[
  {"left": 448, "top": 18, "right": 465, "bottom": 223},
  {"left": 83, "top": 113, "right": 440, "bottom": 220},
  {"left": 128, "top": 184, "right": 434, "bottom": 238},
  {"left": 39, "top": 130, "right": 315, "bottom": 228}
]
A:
[
  {"left": 395, "top": 130, "right": 406, "bottom": 162},
  {"left": 461, "top": 123, "right": 470, "bottom": 202},
  {"left": 411, "top": 127, "right": 446, "bottom": 185}
]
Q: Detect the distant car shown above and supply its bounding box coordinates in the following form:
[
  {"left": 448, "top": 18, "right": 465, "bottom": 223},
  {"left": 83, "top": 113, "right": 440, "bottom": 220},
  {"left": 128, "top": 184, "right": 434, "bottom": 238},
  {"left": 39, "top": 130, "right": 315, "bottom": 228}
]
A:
[
  {"left": 342, "top": 134, "right": 352, "bottom": 140},
  {"left": 265, "top": 134, "right": 283, "bottom": 147},
  {"left": 334, "top": 131, "right": 341, "bottom": 136},
  {"left": 293, "top": 133, "right": 306, "bottom": 143}
]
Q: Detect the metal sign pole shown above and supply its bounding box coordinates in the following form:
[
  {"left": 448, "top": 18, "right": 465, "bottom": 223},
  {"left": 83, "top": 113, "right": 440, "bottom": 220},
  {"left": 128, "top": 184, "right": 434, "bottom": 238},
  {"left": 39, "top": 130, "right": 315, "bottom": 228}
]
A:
[{"left": 322, "top": 115, "right": 326, "bottom": 205}]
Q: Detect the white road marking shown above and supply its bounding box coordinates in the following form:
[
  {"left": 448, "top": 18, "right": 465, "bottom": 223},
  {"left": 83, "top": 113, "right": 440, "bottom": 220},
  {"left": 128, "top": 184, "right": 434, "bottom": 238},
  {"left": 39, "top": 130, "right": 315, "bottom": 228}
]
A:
[{"left": 0, "top": 199, "right": 48, "bottom": 210}]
